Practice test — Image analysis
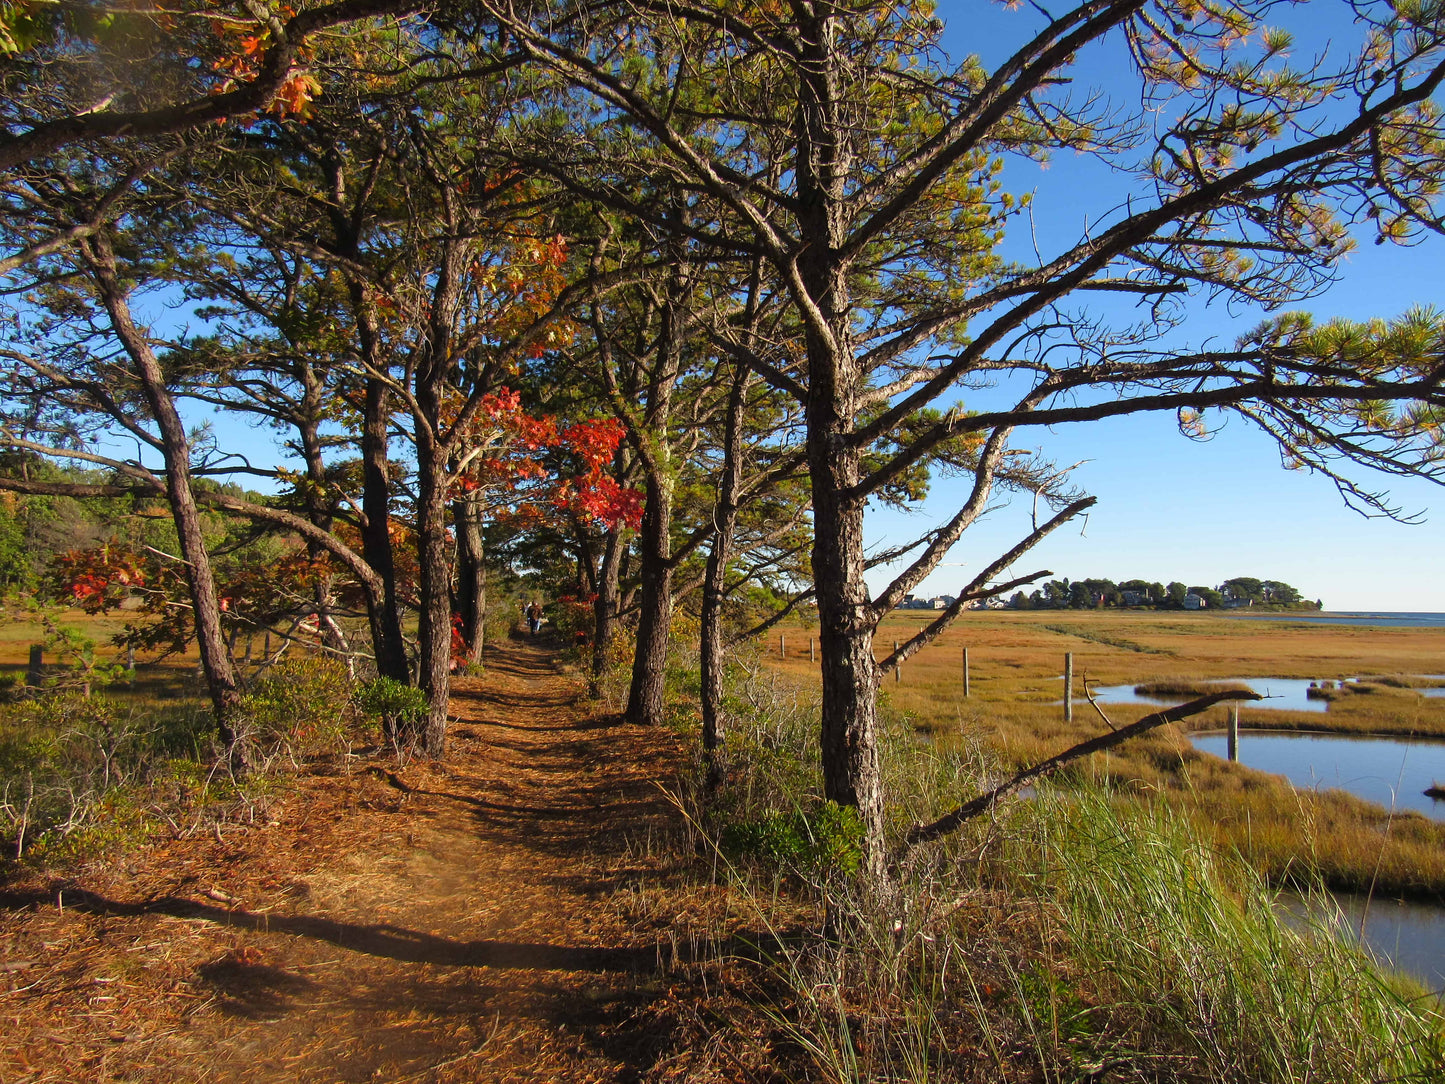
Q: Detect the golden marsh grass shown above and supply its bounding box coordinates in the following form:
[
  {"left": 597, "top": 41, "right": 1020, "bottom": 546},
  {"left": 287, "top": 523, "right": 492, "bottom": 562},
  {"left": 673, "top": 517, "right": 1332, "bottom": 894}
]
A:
[{"left": 765, "top": 610, "right": 1445, "bottom": 900}]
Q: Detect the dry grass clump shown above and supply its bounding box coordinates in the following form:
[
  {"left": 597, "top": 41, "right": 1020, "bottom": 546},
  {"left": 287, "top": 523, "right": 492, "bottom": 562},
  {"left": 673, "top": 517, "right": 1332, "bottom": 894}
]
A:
[
  {"left": 995, "top": 790, "right": 1445, "bottom": 1082},
  {"left": 1134, "top": 677, "right": 1252, "bottom": 697}
]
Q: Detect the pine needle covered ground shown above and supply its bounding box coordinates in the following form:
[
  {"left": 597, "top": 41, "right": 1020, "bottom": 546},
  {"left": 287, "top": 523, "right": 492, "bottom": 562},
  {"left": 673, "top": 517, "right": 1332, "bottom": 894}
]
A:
[{"left": 0, "top": 641, "right": 793, "bottom": 1083}]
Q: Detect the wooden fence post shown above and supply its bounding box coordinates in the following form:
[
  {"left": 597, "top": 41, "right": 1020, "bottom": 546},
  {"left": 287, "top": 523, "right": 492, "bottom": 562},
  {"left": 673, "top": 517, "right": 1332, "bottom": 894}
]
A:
[
  {"left": 963, "top": 647, "right": 970, "bottom": 698},
  {"left": 780, "top": 634, "right": 786, "bottom": 659},
  {"left": 1064, "top": 652, "right": 1074, "bottom": 723},
  {"left": 1228, "top": 701, "right": 1240, "bottom": 762},
  {"left": 809, "top": 638, "right": 815, "bottom": 662}
]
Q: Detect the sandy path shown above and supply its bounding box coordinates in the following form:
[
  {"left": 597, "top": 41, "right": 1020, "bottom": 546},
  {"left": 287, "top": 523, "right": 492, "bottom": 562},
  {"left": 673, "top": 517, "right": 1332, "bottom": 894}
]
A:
[{"left": 0, "top": 640, "right": 753, "bottom": 1083}]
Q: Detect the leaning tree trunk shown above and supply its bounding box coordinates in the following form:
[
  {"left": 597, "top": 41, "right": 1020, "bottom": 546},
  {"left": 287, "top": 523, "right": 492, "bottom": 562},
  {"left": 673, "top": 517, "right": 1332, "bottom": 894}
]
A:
[
  {"left": 624, "top": 470, "right": 673, "bottom": 727},
  {"left": 91, "top": 241, "right": 251, "bottom": 772}
]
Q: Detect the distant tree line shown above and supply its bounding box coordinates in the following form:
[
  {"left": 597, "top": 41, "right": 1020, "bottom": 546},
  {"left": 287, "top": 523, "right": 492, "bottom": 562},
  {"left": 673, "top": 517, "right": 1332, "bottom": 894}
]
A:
[{"left": 1007, "top": 577, "right": 1317, "bottom": 611}]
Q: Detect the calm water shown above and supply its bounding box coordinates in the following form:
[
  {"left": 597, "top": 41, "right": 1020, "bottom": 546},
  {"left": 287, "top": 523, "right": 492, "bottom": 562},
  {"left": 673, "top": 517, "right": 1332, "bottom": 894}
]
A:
[
  {"left": 1072, "top": 678, "right": 1332, "bottom": 713},
  {"left": 1281, "top": 892, "right": 1445, "bottom": 992},
  {"left": 1192, "top": 728, "right": 1445, "bottom": 989},
  {"left": 1073, "top": 676, "right": 1445, "bottom": 711},
  {"left": 1226, "top": 611, "right": 1445, "bottom": 629},
  {"left": 1191, "top": 730, "right": 1445, "bottom": 821}
]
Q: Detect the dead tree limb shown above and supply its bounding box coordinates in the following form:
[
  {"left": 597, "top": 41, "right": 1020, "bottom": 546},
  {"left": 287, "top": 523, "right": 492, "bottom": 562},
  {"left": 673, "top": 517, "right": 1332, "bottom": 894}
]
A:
[{"left": 902, "top": 688, "right": 1262, "bottom": 849}]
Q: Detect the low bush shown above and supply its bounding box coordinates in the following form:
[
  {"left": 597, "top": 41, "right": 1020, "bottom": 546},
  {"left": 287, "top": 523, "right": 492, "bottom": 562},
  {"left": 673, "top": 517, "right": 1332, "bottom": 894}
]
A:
[
  {"left": 241, "top": 655, "right": 361, "bottom": 753},
  {"left": 1, "top": 651, "right": 381, "bottom": 872},
  {"left": 720, "top": 801, "right": 864, "bottom": 877},
  {"left": 0, "top": 694, "right": 210, "bottom": 865},
  {"left": 352, "top": 676, "right": 428, "bottom": 748}
]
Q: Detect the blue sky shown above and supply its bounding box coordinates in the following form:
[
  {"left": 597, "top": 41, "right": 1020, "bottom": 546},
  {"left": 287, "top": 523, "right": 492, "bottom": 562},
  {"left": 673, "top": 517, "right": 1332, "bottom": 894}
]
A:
[{"left": 868, "top": 2, "right": 1445, "bottom": 611}]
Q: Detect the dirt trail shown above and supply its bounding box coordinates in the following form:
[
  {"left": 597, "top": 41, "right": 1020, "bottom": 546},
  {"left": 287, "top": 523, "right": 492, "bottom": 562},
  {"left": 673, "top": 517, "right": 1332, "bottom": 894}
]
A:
[{"left": 0, "top": 640, "right": 755, "bottom": 1082}]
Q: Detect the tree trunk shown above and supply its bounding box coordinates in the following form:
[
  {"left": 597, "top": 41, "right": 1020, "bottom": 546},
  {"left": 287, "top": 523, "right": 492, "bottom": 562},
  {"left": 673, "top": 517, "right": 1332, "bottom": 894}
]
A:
[
  {"left": 90, "top": 241, "right": 251, "bottom": 772},
  {"left": 297, "top": 403, "right": 350, "bottom": 662},
  {"left": 624, "top": 470, "right": 672, "bottom": 726},
  {"left": 699, "top": 527, "right": 732, "bottom": 786},
  {"left": 809, "top": 423, "right": 886, "bottom": 883},
  {"left": 415, "top": 443, "right": 453, "bottom": 756},
  {"left": 324, "top": 151, "right": 410, "bottom": 685},
  {"left": 452, "top": 490, "right": 486, "bottom": 667},
  {"left": 361, "top": 378, "right": 410, "bottom": 682},
  {"left": 591, "top": 527, "right": 623, "bottom": 696},
  {"left": 700, "top": 362, "right": 748, "bottom": 786},
  {"left": 794, "top": 9, "right": 887, "bottom": 882}
]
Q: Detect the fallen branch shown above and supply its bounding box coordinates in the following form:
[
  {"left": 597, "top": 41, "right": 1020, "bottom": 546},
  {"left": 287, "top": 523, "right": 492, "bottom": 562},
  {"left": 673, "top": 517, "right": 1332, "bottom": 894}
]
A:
[{"left": 902, "top": 688, "right": 1262, "bottom": 849}]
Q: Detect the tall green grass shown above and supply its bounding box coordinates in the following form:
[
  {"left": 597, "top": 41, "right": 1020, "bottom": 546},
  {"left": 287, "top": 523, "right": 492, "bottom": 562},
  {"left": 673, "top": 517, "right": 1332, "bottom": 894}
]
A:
[
  {"left": 700, "top": 658, "right": 1445, "bottom": 1082},
  {"left": 1008, "top": 789, "right": 1445, "bottom": 1082}
]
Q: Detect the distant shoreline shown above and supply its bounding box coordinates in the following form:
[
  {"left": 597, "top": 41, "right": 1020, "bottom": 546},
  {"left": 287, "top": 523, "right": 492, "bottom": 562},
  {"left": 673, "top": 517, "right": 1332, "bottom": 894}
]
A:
[{"left": 1222, "top": 611, "right": 1445, "bottom": 629}]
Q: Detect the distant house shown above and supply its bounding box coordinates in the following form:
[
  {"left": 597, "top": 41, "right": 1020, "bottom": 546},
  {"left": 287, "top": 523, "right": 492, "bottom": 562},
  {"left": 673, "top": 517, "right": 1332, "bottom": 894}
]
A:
[
  {"left": 897, "top": 594, "right": 928, "bottom": 610},
  {"left": 1183, "top": 592, "right": 1207, "bottom": 610},
  {"left": 930, "top": 595, "right": 956, "bottom": 610},
  {"left": 1120, "top": 589, "right": 1149, "bottom": 607}
]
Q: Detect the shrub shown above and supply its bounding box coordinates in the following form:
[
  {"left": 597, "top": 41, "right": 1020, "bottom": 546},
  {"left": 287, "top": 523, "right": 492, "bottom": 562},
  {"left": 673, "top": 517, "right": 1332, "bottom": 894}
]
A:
[
  {"left": 720, "top": 801, "right": 864, "bottom": 877},
  {"left": 239, "top": 655, "right": 359, "bottom": 752},
  {"left": 0, "top": 694, "right": 207, "bottom": 865},
  {"left": 352, "top": 676, "right": 429, "bottom": 746}
]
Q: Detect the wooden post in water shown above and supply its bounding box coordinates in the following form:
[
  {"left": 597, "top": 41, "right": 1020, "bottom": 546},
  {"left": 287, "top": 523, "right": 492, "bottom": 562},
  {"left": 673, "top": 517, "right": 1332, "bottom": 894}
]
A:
[
  {"left": 1063, "top": 652, "right": 1074, "bottom": 722},
  {"left": 963, "top": 647, "right": 970, "bottom": 698},
  {"left": 26, "top": 644, "right": 42, "bottom": 687},
  {"left": 126, "top": 644, "right": 135, "bottom": 672},
  {"left": 894, "top": 641, "right": 901, "bottom": 683},
  {"left": 1228, "top": 701, "right": 1240, "bottom": 762}
]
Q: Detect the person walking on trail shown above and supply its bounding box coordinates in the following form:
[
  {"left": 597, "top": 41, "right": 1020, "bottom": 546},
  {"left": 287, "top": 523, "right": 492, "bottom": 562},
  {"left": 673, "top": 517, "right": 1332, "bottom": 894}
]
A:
[{"left": 526, "top": 601, "right": 542, "bottom": 636}]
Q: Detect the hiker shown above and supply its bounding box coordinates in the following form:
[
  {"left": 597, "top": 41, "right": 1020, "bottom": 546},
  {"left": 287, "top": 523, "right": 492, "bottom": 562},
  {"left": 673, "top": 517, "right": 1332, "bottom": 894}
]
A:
[{"left": 526, "top": 601, "right": 542, "bottom": 636}]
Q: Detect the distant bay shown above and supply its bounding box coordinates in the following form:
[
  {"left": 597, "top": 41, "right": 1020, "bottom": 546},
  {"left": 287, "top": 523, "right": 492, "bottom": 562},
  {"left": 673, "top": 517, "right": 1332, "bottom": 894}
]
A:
[{"left": 1223, "top": 611, "right": 1445, "bottom": 629}]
